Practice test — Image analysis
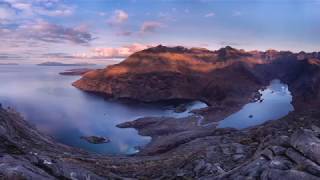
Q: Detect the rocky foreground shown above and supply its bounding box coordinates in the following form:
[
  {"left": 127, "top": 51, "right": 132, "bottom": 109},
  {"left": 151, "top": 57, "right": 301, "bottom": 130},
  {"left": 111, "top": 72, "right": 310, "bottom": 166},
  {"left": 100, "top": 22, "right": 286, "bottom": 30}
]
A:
[
  {"left": 1, "top": 105, "right": 320, "bottom": 179},
  {"left": 1, "top": 46, "right": 320, "bottom": 179}
]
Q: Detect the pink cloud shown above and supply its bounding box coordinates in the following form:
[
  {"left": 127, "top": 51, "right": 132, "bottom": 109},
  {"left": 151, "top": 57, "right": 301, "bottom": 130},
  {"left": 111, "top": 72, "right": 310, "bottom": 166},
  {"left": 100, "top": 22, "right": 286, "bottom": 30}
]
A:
[
  {"left": 75, "top": 43, "right": 151, "bottom": 59},
  {"left": 116, "top": 31, "right": 132, "bottom": 36}
]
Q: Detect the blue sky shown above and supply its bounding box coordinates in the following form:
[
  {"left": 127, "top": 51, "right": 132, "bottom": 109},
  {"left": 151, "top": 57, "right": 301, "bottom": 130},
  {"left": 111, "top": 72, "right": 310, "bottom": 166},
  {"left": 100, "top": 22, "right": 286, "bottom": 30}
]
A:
[{"left": 1, "top": 0, "right": 320, "bottom": 63}]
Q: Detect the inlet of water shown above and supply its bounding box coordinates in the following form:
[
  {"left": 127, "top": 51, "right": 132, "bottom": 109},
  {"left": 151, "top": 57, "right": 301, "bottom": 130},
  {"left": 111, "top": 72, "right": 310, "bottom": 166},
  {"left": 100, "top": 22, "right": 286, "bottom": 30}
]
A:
[
  {"left": 0, "top": 65, "right": 207, "bottom": 154},
  {"left": 218, "top": 79, "right": 294, "bottom": 129}
]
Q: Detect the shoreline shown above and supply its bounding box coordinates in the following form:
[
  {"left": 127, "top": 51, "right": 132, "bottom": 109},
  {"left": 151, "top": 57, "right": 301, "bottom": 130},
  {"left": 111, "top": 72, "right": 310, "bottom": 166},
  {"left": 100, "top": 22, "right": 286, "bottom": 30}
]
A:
[{"left": 1, "top": 101, "right": 320, "bottom": 179}]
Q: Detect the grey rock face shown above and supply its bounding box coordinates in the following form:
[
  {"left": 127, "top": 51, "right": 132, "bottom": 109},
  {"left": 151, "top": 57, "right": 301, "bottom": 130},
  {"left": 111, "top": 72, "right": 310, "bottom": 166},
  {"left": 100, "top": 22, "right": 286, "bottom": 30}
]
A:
[
  {"left": 290, "top": 129, "right": 320, "bottom": 164},
  {"left": 215, "top": 128, "right": 320, "bottom": 180},
  {"left": 261, "top": 169, "right": 319, "bottom": 180}
]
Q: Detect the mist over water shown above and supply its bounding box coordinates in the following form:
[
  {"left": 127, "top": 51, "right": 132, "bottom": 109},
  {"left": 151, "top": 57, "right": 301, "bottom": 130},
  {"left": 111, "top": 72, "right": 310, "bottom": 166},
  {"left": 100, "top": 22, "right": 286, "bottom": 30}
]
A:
[{"left": 0, "top": 65, "right": 206, "bottom": 154}]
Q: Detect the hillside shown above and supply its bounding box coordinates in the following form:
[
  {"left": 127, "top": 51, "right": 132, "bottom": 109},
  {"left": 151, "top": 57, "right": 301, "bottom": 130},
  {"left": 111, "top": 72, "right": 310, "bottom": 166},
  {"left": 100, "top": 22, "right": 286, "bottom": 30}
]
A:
[{"left": 73, "top": 45, "right": 320, "bottom": 108}]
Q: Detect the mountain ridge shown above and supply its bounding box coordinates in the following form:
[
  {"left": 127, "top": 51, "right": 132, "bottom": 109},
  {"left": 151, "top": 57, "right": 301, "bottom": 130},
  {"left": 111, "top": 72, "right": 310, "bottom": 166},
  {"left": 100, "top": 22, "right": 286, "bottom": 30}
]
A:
[{"left": 73, "top": 45, "right": 320, "bottom": 107}]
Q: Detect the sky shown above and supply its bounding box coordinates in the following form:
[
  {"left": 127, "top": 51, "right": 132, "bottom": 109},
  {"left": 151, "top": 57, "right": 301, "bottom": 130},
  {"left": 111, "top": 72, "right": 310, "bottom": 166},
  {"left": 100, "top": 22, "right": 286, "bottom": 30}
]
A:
[{"left": 0, "top": 0, "right": 320, "bottom": 64}]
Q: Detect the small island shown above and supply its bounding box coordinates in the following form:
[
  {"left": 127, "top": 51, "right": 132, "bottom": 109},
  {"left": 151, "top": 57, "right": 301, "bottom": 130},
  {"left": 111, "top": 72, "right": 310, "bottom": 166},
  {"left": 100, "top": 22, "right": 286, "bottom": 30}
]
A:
[
  {"left": 59, "top": 68, "right": 95, "bottom": 76},
  {"left": 80, "top": 136, "right": 110, "bottom": 144},
  {"left": 37, "top": 62, "right": 96, "bottom": 66}
]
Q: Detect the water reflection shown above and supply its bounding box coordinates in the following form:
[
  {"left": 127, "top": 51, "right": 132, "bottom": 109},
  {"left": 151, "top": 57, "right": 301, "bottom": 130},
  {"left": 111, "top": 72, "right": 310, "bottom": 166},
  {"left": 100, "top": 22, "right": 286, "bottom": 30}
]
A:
[
  {"left": 0, "top": 65, "right": 206, "bottom": 154},
  {"left": 218, "top": 79, "right": 294, "bottom": 129}
]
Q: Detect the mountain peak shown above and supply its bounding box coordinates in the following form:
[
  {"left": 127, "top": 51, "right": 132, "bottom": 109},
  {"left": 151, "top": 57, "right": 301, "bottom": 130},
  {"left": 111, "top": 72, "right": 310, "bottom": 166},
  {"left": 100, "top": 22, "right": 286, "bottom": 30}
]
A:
[
  {"left": 143, "top": 45, "right": 189, "bottom": 53},
  {"left": 216, "top": 46, "right": 250, "bottom": 60}
]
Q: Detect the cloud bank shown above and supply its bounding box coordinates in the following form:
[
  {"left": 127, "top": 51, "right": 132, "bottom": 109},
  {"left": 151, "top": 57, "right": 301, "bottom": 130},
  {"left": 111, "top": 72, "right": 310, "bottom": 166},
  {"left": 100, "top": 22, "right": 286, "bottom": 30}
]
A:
[
  {"left": 75, "top": 43, "right": 151, "bottom": 59},
  {"left": 21, "top": 21, "right": 94, "bottom": 44}
]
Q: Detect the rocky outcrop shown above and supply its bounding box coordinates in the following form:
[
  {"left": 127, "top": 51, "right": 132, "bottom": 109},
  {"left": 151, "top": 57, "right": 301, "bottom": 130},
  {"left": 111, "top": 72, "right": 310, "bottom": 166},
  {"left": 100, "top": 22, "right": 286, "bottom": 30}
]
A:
[
  {"left": 0, "top": 107, "right": 107, "bottom": 179},
  {"left": 212, "top": 129, "right": 320, "bottom": 180},
  {"left": 73, "top": 45, "right": 320, "bottom": 109},
  {"left": 73, "top": 45, "right": 263, "bottom": 106}
]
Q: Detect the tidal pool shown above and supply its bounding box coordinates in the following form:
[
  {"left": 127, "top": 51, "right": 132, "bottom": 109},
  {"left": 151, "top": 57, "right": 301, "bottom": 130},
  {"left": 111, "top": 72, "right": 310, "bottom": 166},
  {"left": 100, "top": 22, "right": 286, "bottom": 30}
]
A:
[
  {"left": 0, "top": 65, "right": 206, "bottom": 154},
  {"left": 218, "top": 79, "right": 294, "bottom": 129}
]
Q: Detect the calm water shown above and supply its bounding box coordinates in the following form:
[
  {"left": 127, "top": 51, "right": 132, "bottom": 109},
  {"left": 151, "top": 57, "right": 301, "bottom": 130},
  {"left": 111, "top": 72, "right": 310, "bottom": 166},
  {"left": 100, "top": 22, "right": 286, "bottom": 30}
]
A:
[
  {"left": 218, "top": 79, "right": 294, "bottom": 129},
  {"left": 0, "top": 65, "right": 207, "bottom": 155},
  {"left": 0, "top": 65, "right": 293, "bottom": 154}
]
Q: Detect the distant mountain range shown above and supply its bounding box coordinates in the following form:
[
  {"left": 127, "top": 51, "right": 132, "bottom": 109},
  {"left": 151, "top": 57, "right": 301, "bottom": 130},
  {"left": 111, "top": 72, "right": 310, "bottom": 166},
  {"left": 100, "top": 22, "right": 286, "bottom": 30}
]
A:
[
  {"left": 0, "top": 63, "right": 19, "bottom": 65},
  {"left": 37, "top": 62, "right": 96, "bottom": 66}
]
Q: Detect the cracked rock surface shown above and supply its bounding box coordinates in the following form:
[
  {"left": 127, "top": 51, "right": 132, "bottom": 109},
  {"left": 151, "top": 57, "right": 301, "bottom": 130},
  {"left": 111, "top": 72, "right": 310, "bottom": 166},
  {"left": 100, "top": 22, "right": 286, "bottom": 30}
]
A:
[{"left": 210, "top": 129, "right": 320, "bottom": 180}]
